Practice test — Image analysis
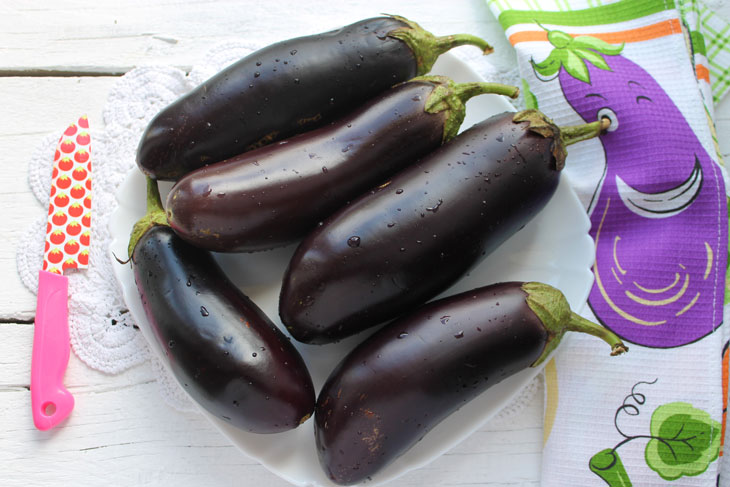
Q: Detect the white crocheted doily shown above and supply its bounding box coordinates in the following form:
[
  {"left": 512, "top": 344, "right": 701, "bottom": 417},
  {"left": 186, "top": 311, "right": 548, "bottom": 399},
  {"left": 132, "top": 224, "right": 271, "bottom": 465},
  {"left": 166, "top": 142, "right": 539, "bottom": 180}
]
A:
[{"left": 16, "top": 41, "right": 533, "bottom": 417}]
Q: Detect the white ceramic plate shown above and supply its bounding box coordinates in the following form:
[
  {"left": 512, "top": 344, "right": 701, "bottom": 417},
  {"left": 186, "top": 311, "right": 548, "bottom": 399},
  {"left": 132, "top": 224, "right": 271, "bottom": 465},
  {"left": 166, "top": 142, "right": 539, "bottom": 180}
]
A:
[{"left": 110, "top": 53, "right": 594, "bottom": 487}]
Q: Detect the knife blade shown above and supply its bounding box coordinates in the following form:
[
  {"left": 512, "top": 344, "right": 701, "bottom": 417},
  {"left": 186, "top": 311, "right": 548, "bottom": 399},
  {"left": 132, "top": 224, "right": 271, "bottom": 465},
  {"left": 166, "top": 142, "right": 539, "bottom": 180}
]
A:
[{"left": 31, "top": 115, "right": 92, "bottom": 430}]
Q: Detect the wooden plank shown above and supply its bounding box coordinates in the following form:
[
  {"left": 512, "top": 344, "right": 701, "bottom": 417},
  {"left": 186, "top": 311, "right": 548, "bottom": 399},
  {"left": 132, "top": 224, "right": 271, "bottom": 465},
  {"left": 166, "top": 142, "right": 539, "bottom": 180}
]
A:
[
  {"left": 0, "top": 384, "right": 293, "bottom": 487},
  {"left": 0, "top": 323, "right": 153, "bottom": 388},
  {"left": 0, "top": 0, "right": 505, "bottom": 74}
]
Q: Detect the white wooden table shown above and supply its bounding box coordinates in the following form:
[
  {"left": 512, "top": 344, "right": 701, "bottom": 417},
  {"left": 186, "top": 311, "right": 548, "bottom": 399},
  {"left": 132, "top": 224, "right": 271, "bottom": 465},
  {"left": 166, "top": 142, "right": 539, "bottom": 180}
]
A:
[{"left": 1, "top": 1, "right": 729, "bottom": 486}]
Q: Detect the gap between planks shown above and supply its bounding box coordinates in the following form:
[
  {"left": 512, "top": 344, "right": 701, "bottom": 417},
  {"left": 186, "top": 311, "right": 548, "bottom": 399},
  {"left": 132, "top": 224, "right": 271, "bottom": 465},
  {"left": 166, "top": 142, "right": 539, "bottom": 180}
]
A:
[{"left": 0, "top": 67, "right": 187, "bottom": 77}]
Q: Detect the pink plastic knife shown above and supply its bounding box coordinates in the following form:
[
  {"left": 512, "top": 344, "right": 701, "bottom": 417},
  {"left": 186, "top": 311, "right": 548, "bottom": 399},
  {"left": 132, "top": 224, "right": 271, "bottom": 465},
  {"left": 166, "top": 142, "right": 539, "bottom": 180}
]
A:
[{"left": 31, "top": 115, "right": 92, "bottom": 430}]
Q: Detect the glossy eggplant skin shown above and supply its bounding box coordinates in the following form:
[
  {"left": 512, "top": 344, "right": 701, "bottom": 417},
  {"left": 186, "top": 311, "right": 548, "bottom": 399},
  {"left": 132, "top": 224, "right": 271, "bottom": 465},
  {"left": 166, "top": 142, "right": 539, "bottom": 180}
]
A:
[
  {"left": 138, "top": 17, "right": 419, "bottom": 181},
  {"left": 315, "top": 282, "right": 547, "bottom": 485},
  {"left": 166, "top": 80, "right": 445, "bottom": 252},
  {"left": 132, "top": 225, "right": 315, "bottom": 433},
  {"left": 280, "top": 111, "right": 560, "bottom": 344}
]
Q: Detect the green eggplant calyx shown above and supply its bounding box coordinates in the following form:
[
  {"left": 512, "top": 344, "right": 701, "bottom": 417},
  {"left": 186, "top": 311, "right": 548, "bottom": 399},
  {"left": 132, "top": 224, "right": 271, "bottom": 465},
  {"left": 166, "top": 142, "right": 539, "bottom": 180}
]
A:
[
  {"left": 127, "top": 177, "right": 169, "bottom": 259},
  {"left": 514, "top": 109, "right": 610, "bottom": 170},
  {"left": 522, "top": 282, "right": 628, "bottom": 367},
  {"left": 414, "top": 76, "right": 520, "bottom": 143},
  {"left": 513, "top": 109, "right": 566, "bottom": 171},
  {"left": 385, "top": 14, "right": 494, "bottom": 76}
]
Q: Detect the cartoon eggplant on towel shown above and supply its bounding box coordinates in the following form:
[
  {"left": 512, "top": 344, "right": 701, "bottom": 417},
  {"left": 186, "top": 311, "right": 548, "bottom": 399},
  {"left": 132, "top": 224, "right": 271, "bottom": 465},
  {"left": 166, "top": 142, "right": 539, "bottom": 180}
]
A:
[{"left": 533, "top": 29, "right": 727, "bottom": 348}]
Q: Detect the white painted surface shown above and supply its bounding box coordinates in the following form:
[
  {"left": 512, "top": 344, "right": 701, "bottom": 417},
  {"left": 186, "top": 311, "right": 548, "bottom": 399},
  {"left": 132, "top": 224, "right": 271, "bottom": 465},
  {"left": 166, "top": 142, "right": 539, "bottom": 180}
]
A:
[{"left": 1, "top": 1, "right": 728, "bottom": 486}]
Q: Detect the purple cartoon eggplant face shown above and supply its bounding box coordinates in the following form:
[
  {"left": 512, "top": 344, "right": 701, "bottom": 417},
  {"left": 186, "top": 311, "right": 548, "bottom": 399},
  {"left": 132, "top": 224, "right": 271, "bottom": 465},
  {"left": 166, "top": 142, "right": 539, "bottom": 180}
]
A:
[
  {"left": 559, "top": 54, "right": 702, "bottom": 194},
  {"left": 533, "top": 31, "right": 727, "bottom": 348}
]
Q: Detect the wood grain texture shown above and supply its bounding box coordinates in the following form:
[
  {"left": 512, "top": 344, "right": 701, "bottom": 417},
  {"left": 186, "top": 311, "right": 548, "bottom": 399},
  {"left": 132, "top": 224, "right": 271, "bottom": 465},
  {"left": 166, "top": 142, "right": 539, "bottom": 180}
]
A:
[
  {"left": 0, "top": 0, "right": 514, "bottom": 75},
  {"left": 1, "top": 1, "right": 728, "bottom": 485}
]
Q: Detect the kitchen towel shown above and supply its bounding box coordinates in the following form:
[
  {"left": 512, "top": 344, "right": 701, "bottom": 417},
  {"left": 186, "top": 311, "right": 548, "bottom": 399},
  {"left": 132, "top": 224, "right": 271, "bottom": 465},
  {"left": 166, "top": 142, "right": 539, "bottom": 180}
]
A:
[{"left": 484, "top": 0, "right": 730, "bottom": 485}]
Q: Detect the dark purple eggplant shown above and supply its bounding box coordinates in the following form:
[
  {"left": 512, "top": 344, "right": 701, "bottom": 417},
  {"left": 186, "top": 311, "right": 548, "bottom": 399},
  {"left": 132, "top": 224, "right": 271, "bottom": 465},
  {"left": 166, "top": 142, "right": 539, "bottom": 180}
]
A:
[
  {"left": 165, "top": 76, "right": 518, "bottom": 252},
  {"left": 127, "top": 179, "right": 314, "bottom": 433},
  {"left": 137, "top": 15, "right": 494, "bottom": 181},
  {"left": 315, "top": 281, "right": 627, "bottom": 485},
  {"left": 279, "top": 109, "right": 608, "bottom": 344}
]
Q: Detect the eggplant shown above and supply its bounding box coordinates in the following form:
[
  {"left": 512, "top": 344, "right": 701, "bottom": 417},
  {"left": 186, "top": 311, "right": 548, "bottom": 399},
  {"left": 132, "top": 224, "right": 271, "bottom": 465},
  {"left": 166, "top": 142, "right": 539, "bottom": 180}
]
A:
[
  {"left": 280, "top": 109, "right": 607, "bottom": 344},
  {"left": 137, "top": 15, "right": 493, "bottom": 181},
  {"left": 165, "top": 76, "right": 519, "bottom": 252},
  {"left": 128, "top": 179, "right": 314, "bottom": 433},
  {"left": 315, "top": 281, "right": 627, "bottom": 485}
]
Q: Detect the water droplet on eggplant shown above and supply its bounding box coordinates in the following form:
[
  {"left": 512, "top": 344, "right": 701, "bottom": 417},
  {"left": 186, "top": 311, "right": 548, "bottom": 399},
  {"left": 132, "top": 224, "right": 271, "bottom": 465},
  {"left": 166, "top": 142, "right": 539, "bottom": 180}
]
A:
[
  {"left": 426, "top": 199, "right": 443, "bottom": 213},
  {"left": 347, "top": 236, "right": 361, "bottom": 248},
  {"left": 200, "top": 306, "right": 209, "bottom": 317}
]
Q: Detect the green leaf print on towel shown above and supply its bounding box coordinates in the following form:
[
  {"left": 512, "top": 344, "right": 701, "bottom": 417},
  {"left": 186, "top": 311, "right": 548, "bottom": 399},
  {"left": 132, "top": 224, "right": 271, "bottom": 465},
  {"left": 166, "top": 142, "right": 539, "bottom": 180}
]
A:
[
  {"left": 530, "top": 25, "right": 624, "bottom": 83},
  {"left": 521, "top": 79, "right": 538, "bottom": 109},
  {"left": 645, "top": 402, "right": 722, "bottom": 480},
  {"left": 589, "top": 382, "right": 721, "bottom": 485}
]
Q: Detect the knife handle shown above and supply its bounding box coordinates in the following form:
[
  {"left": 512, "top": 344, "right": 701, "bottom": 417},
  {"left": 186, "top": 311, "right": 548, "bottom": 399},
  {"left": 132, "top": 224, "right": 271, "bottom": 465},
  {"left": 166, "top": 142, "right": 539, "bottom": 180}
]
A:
[{"left": 31, "top": 270, "right": 75, "bottom": 430}]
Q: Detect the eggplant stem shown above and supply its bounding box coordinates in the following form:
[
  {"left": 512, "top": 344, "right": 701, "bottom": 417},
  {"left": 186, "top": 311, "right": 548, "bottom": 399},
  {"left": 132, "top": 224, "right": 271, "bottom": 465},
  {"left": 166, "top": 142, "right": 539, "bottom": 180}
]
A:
[
  {"left": 561, "top": 119, "right": 606, "bottom": 146},
  {"left": 522, "top": 282, "right": 628, "bottom": 367},
  {"left": 126, "top": 176, "right": 169, "bottom": 259},
  {"left": 386, "top": 15, "right": 493, "bottom": 76},
  {"left": 454, "top": 82, "right": 519, "bottom": 101},
  {"left": 145, "top": 176, "right": 165, "bottom": 215},
  {"left": 566, "top": 311, "right": 629, "bottom": 356},
  {"left": 416, "top": 77, "right": 520, "bottom": 143},
  {"left": 434, "top": 33, "right": 494, "bottom": 56}
]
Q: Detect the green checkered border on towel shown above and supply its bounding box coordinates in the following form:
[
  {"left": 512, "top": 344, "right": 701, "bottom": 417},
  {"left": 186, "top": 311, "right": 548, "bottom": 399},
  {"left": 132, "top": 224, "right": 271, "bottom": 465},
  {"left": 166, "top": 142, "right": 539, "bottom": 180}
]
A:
[
  {"left": 487, "top": 0, "right": 730, "bottom": 104},
  {"left": 697, "top": 3, "right": 730, "bottom": 103}
]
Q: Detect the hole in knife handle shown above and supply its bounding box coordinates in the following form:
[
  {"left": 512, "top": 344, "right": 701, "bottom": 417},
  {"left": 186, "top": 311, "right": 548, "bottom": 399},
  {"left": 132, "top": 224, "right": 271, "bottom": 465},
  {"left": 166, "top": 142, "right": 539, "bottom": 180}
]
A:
[{"left": 43, "top": 402, "right": 56, "bottom": 416}]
